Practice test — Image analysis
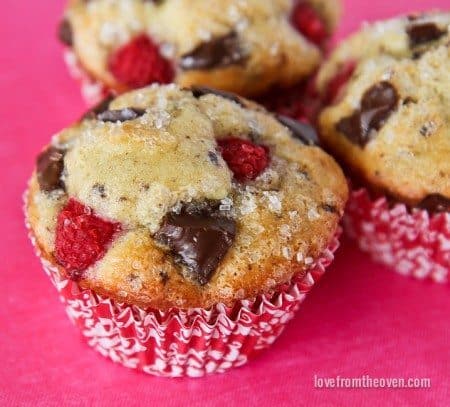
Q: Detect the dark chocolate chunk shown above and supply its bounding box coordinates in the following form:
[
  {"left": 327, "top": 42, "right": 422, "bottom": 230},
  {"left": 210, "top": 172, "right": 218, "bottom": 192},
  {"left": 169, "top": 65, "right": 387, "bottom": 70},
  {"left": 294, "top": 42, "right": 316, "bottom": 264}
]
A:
[
  {"left": 58, "top": 19, "right": 73, "bottom": 46},
  {"left": 208, "top": 151, "right": 220, "bottom": 166},
  {"left": 159, "top": 271, "right": 169, "bottom": 285},
  {"left": 336, "top": 81, "right": 398, "bottom": 147},
  {"left": 191, "top": 86, "right": 245, "bottom": 107},
  {"left": 418, "top": 194, "right": 450, "bottom": 213},
  {"left": 82, "top": 95, "right": 114, "bottom": 120},
  {"left": 97, "top": 107, "right": 146, "bottom": 122},
  {"left": 92, "top": 183, "right": 107, "bottom": 198},
  {"left": 276, "top": 115, "right": 319, "bottom": 146},
  {"left": 407, "top": 23, "right": 446, "bottom": 46},
  {"left": 403, "top": 96, "right": 417, "bottom": 105},
  {"left": 180, "top": 32, "right": 246, "bottom": 70},
  {"left": 320, "top": 203, "right": 338, "bottom": 214},
  {"left": 155, "top": 207, "right": 236, "bottom": 285},
  {"left": 419, "top": 122, "right": 435, "bottom": 137},
  {"left": 36, "top": 146, "right": 65, "bottom": 192}
]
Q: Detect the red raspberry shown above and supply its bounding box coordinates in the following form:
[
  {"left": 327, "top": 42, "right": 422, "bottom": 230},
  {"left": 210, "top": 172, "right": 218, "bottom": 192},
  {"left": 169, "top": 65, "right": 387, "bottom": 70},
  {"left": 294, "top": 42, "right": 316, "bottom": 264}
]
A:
[
  {"left": 109, "top": 35, "right": 174, "bottom": 88},
  {"left": 324, "top": 61, "right": 356, "bottom": 104},
  {"left": 218, "top": 138, "right": 270, "bottom": 181},
  {"left": 55, "top": 199, "right": 121, "bottom": 280},
  {"left": 291, "top": 2, "right": 328, "bottom": 46}
]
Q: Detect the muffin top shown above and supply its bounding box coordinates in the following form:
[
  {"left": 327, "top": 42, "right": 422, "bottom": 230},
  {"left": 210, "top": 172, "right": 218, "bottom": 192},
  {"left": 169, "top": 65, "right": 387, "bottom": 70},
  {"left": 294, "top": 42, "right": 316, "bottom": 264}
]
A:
[
  {"left": 317, "top": 12, "right": 450, "bottom": 211},
  {"left": 59, "top": 0, "right": 340, "bottom": 97},
  {"left": 27, "top": 84, "right": 347, "bottom": 309}
]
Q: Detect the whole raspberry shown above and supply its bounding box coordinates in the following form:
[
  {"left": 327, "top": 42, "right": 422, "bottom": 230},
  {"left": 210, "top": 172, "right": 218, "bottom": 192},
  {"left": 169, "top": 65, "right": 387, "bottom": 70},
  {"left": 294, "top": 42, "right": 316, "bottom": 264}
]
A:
[
  {"left": 291, "top": 2, "right": 328, "bottom": 46},
  {"left": 324, "top": 61, "right": 356, "bottom": 104},
  {"left": 55, "top": 199, "right": 121, "bottom": 280},
  {"left": 109, "top": 35, "right": 174, "bottom": 88},
  {"left": 218, "top": 138, "right": 270, "bottom": 181}
]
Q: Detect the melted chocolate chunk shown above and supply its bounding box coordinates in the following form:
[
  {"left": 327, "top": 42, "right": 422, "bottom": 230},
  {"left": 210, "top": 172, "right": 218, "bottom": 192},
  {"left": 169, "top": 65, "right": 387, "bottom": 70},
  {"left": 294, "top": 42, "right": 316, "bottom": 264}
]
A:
[
  {"left": 418, "top": 194, "right": 450, "bottom": 213},
  {"left": 336, "top": 81, "right": 398, "bottom": 147},
  {"left": 276, "top": 115, "right": 319, "bottom": 146},
  {"left": 155, "top": 207, "right": 236, "bottom": 285},
  {"left": 97, "top": 107, "right": 146, "bottom": 122},
  {"left": 180, "top": 32, "right": 246, "bottom": 70},
  {"left": 36, "top": 146, "right": 65, "bottom": 192},
  {"left": 407, "top": 23, "right": 446, "bottom": 46},
  {"left": 58, "top": 19, "right": 73, "bottom": 46},
  {"left": 191, "top": 86, "right": 245, "bottom": 106},
  {"left": 82, "top": 95, "right": 114, "bottom": 120}
]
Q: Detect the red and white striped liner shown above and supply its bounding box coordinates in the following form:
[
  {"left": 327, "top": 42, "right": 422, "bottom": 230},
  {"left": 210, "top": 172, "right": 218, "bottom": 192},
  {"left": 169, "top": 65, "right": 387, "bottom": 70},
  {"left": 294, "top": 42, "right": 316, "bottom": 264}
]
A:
[
  {"left": 344, "top": 188, "right": 450, "bottom": 284},
  {"left": 26, "top": 200, "right": 341, "bottom": 377}
]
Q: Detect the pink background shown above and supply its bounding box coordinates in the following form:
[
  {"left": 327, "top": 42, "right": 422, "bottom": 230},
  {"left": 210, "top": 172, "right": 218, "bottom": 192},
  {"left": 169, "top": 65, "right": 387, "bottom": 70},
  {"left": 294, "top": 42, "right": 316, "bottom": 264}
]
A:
[{"left": 1, "top": 1, "right": 449, "bottom": 405}]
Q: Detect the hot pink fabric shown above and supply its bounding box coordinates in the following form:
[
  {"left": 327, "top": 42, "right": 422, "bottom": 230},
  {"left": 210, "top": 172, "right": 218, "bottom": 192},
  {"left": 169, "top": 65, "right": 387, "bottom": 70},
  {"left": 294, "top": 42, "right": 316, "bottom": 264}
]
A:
[{"left": 1, "top": 0, "right": 449, "bottom": 405}]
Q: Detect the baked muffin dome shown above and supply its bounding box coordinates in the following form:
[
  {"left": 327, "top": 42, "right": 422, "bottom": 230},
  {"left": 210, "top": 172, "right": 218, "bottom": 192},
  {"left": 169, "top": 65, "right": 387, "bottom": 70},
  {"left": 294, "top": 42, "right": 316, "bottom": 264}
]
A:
[
  {"left": 317, "top": 12, "right": 450, "bottom": 210},
  {"left": 59, "top": 0, "right": 340, "bottom": 97},
  {"left": 26, "top": 84, "right": 347, "bottom": 309}
]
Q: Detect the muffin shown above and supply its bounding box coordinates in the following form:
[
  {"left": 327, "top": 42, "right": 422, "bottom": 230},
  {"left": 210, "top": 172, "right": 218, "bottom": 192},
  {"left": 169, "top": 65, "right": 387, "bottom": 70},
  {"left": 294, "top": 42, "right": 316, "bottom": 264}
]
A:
[
  {"left": 317, "top": 12, "right": 450, "bottom": 283},
  {"left": 58, "top": 0, "right": 341, "bottom": 104},
  {"left": 25, "top": 84, "right": 347, "bottom": 376}
]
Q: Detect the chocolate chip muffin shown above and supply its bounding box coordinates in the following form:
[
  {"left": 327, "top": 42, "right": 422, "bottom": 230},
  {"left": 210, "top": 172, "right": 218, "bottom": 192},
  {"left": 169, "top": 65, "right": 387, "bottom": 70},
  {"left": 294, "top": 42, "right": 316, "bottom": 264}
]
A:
[
  {"left": 59, "top": 0, "right": 340, "bottom": 100},
  {"left": 26, "top": 84, "right": 347, "bottom": 310},
  {"left": 317, "top": 12, "right": 450, "bottom": 209},
  {"left": 316, "top": 12, "right": 450, "bottom": 284}
]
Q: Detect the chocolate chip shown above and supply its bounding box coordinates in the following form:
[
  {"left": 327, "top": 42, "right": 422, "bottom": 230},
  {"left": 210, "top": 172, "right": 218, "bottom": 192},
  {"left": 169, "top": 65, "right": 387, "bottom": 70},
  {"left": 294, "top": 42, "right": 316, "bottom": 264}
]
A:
[
  {"left": 420, "top": 122, "right": 435, "bottom": 137},
  {"left": 97, "top": 108, "right": 146, "bottom": 122},
  {"left": 92, "top": 183, "right": 107, "bottom": 198},
  {"left": 412, "top": 50, "right": 424, "bottom": 60},
  {"left": 58, "top": 19, "right": 73, "bottom": 46},
  {"left": 407, "top": 23, "right": 446, "bottom": 46},
  {"left": 320, "top": 204, "right": 338, "bottom": 214},
  {"left": 36, "top": 146, "right": 65, "bottom": 192},
  {"left": 155, "top": 207, "right": 236, "bottom": 285},
  {"left": 276, "top": 115, "right": 319, "bottom": 146},
  {"left": 191, "top": 86, "right": 245, "bottom": 107},
  {"left": 418, "top": 194, "right": 450, "bottom": 213},
  {"left": 336, "top": 81, "right": 398, "bottom": 147},
  {"left": 159, "top": 271, "right": 169, "bottom": 285},
  {"left": 208, "top": 151, "right": 220, "bottom": 166},
  {"left": 82, "top": 95, "right": 114, "bottom": 120},
  {"left": 403, "top": 97, "right": 417, "bottom": 105},
  {"left": 180, "top": 32, "right": 246, "bottom": 70}
]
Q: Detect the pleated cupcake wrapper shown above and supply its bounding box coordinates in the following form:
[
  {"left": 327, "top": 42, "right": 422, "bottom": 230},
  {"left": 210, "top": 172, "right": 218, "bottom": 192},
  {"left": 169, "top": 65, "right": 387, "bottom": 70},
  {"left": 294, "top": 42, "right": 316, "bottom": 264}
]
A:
[
  {"left": 344, "top": 187, "right": 450, "bottom": 284},
  {"left": 26, "top": 201, "right": 340, "bottom": 377},
  {"left": 63, "top": 50, "right": 111, "bottom": 106}
]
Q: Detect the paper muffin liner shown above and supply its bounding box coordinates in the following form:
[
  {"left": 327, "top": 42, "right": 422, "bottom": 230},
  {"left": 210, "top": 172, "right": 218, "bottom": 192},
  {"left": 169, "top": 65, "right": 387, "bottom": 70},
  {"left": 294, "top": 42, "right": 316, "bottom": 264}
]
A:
[
  {"left": 26, "top": 201, "right": 340, "bottom": 377},
  {"left": 63, "top": 50, "right": 111, "bottom": 106},
  {"left": 344, "top": 187, "right": 450, "bottom": 284}
]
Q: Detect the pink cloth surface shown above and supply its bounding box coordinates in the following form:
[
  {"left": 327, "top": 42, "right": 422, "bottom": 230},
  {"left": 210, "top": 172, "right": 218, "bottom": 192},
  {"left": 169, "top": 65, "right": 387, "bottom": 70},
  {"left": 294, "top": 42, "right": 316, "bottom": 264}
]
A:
[{"left": 1, "top": 0, "right": 449, "bottom": 405}]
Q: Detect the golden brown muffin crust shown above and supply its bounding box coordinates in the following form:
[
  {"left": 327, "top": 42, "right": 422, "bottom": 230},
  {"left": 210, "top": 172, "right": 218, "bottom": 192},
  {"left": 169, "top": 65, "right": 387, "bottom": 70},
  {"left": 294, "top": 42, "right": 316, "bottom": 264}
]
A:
[
  {"left": 61, "top": 0, "right": 341, "bottom": 97},
  {"left": 317, "top": 12, "right": 450, "bottom": 207},
  {"left": 27, "top": 85, "right": 347, "bottom": 309}
]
